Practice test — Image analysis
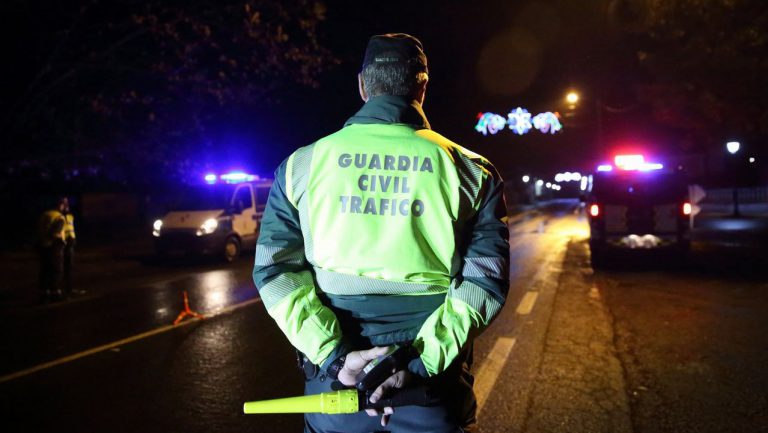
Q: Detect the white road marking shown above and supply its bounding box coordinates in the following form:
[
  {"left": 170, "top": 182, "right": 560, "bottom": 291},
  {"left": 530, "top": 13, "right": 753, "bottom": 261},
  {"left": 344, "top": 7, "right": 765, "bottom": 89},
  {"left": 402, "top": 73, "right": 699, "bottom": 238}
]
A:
[
  {"left": 474, "top": 337, "right": 516, "bottom": 414},
  {"left": 516, "top": 291, "right": 539, "bottom": 315},
  {"left": 528, "top": 238, "right": 567, "bottom": 288},
  {"left": 0, "top": 297, "right": 262, "bottom": 384}
]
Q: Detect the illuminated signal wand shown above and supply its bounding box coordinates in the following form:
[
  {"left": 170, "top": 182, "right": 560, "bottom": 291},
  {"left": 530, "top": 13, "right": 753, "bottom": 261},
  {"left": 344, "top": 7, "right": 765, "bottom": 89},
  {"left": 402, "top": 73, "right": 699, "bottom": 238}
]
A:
[
  {"left": 243, "top": 386, "right": 433, "bottom": 415},
  {"left": 244, "top": 344, "right": 434, "bottom": 414}
]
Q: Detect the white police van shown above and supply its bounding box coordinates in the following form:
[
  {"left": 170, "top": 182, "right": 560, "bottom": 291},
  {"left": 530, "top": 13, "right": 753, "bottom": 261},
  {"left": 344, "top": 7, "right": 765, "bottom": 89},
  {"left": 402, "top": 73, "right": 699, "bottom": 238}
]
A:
[{"left": 152, "top": 173, "right": 272, "bottom": 262}]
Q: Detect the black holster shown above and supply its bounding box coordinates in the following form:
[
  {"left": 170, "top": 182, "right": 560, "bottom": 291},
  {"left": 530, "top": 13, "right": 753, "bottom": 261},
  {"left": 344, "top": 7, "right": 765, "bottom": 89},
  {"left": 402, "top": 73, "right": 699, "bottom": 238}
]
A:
[{"left": 296, "top": 351, "right": 318, "bottom": 381}]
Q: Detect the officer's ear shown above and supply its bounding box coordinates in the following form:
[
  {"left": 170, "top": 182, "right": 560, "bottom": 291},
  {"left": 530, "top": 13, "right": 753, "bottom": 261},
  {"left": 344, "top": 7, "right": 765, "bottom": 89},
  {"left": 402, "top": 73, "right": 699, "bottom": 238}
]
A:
[
  {"left": 414, "top": 74, "right": 428, "bottom": 106},
  {"left": 358, "top": 73, "right": 369, "bottom": 102}
]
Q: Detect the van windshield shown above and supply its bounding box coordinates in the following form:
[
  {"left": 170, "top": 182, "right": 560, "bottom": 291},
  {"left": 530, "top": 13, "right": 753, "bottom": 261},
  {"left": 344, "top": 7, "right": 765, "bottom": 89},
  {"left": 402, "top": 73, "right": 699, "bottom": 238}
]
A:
[
  {"left": 592, "top": 172, "right": 687, "bottom": 204},
  {"left": 171, "top": 184, "right": 237, "bottom": 211}
]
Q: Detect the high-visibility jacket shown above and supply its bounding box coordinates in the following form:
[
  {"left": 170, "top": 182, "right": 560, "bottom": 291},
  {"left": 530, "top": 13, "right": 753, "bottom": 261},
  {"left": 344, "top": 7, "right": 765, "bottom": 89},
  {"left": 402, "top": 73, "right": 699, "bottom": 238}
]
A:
[
  {"left": 38, "top": 210, "right": 66, "bottom": 247},
  {"left": 63, "top": 213, "right": 76, "bottom": 241},
  {"left": 253, "top": 95, "right": 510, "bottom": 377}
]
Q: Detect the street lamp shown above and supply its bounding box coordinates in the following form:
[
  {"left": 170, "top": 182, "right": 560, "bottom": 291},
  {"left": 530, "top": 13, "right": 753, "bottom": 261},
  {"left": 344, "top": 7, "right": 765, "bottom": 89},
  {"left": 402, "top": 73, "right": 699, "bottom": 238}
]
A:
[
  {"left": 724, "top": 140, "right": 742, "bottom": 216},
  {"left": 522, "top": 175, "right": 530, "bottom": 183},
  {"left": 564, "top": 89, "right": 603, "bottom": 152}
]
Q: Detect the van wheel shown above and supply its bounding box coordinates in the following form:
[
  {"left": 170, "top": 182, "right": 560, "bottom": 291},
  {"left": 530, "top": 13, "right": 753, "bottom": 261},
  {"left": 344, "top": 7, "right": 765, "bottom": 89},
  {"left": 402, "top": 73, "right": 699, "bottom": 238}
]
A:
[
  {"left": 675, "top": 240, "right": 691, "bottom": 268},
  {"left": 154, "top": 245, "right": 169, "bottom": 261},
  {"left": 223, "top": 236, "right": 241, "bottom": 262},
  {"left": 590, "top": 246, "right": 607, "bottom": 270}
]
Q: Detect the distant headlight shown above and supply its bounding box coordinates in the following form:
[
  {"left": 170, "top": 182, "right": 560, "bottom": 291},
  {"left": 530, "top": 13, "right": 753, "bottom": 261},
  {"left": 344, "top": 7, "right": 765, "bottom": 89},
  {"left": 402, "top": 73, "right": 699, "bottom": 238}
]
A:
[
  {"left": 152, "top": 219, "right": 163, "bottom": 237},
  {"left": 196, "top": 218, "right": 219, "bottom": 236}
]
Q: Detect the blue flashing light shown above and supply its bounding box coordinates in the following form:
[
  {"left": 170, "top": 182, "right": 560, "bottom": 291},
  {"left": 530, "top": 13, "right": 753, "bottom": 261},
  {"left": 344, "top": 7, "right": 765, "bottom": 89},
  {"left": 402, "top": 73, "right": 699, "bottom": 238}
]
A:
[
  {"left": 220, "top": 172, "right": 258, "bottom": 183},
  {"left": 638, "top": 163, "right": 663, "bottom": 171},
  {"left": 597, "top": 164, "right": 613, "bottom": 172},
  {"left": 204, "top": 173, "right": 217, "bottom": 184}
]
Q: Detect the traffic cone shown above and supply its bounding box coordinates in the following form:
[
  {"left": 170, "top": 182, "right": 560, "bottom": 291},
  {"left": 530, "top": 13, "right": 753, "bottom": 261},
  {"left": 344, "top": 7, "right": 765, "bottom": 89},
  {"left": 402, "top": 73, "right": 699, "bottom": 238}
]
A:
[{"left": 173, "top": 290, "right": 205, "bottom": 325}]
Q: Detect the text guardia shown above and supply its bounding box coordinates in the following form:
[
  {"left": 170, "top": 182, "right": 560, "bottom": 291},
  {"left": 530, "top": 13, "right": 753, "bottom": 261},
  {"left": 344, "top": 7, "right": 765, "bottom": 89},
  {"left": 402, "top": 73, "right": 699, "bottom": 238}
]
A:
[{"left": 336, "top": 153, "right": 434, "bottom": 217}]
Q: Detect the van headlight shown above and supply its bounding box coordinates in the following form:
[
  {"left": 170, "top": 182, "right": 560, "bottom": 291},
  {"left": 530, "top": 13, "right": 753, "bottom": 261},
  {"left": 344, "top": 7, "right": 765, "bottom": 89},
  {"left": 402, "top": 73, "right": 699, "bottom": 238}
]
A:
[
  {"left": 152, "top": 219, "right": 163, "bottom": 237},
  {"left": 196, "top": 218, "right": 219, "bottom": 236}
]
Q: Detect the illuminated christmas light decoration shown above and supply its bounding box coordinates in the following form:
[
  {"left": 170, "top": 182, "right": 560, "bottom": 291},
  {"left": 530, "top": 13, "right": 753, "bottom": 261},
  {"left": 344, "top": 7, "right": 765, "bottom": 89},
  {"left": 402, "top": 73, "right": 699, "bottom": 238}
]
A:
[
  {"left": 475, "top": 112, "right": 508, "bottom": 135},
  {"left": 507, "top": 107, "right": 532, "bottom": 135},
  {"left": 474, "top": 109, "right": 562, "bottom": 135},
  {"left": 532, "top": 112, "right": 562, "bottom": 134},
  {"left": 554, "top": 171, "right": 583, "bottom": 182}
]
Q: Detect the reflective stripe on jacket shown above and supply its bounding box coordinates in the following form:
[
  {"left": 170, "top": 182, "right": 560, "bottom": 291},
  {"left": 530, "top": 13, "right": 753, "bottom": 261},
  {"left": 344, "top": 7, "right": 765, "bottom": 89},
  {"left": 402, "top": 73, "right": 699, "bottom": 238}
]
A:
[{"left": 253, "top": 95, "right": 510, "bottom": 376}]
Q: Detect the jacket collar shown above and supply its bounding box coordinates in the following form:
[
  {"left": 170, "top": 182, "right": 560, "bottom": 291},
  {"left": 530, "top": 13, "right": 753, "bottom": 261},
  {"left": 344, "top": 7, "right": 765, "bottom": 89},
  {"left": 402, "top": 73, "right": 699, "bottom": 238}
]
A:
[{"left": 344, "top": 95, "right": 431, "bottom": 130}]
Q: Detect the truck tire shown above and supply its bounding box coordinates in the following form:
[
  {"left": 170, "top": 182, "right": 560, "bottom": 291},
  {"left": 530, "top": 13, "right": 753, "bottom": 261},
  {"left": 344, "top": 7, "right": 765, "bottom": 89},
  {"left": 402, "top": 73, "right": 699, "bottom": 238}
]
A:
[{"left": 223, "top": 236, "right": 241, "bottom": 263}]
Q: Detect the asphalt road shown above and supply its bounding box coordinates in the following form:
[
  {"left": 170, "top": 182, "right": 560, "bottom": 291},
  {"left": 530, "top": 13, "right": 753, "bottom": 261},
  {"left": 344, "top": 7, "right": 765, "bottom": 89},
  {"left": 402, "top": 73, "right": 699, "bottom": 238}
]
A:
[{"left": 1, "top": 199, "right": 767, "bottom": 432}]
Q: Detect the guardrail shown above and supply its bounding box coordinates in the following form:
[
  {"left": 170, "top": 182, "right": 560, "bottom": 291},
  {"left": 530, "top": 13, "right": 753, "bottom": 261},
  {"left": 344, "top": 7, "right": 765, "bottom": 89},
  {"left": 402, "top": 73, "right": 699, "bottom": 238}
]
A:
[{"left": 699, "top": 187, "right": 768, "bottom": 217}]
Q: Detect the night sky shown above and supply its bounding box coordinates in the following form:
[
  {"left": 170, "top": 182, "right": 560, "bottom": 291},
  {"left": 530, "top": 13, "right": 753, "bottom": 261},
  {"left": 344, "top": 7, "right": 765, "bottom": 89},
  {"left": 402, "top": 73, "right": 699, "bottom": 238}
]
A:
[
  {"left": 2, "top": 0, "right": 651, "bottom": 182},
  {"left": 233, "top": 0, "right": 648, "bottom": 180}
]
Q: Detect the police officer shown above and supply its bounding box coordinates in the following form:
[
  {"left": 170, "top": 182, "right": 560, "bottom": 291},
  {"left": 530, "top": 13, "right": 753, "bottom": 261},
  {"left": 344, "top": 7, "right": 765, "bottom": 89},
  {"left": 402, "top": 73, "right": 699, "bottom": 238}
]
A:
[
  {"left": 38, "top": 197, "right": 68, "bottom": 302},
  {"left": 253, "top": 33, "right": 509, "bottom": 433},
  {"left": 60, "top": 197, "right": 80, "bottom": 297}
]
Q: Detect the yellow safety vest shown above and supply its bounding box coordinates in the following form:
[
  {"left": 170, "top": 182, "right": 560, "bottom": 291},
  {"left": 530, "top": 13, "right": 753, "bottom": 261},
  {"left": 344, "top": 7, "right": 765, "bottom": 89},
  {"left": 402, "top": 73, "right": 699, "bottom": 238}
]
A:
[
  {"left": 38, "top": 210, "right": 66, "bottom": 246},
  {"left": 63, "top": 213, "right": 76, "bottom": 240}
]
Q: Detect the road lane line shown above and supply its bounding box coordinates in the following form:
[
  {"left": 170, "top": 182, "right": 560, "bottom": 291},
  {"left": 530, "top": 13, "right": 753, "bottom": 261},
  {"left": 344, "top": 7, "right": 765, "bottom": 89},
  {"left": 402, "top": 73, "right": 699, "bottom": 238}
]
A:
[
  {"left": 516, "top": 291, "right": 539, "bottom": 315},
  {"left": 474, "top": 337, "right": 516, "bottom": 414},
  {"left": 529, "top": 238, "right": 567, "bottom": 289},
  {"left": 0, "top": 297, "right": 262, "bottom": 384}
]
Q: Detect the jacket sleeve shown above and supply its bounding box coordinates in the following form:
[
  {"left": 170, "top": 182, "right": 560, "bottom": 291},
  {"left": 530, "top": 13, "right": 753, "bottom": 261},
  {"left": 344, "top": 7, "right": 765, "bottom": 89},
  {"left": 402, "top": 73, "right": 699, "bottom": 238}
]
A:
[
  {"left": 410, "top": 165, "right": 510, "bottom": 376},
  {"left": 252, "top": 158, "right": 346, "bottom": 369}
]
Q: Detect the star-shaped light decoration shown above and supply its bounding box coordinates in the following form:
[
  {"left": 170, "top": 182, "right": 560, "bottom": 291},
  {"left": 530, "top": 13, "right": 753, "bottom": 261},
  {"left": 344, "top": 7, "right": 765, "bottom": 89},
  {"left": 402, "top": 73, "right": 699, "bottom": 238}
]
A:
[{"left": 507, "top": 107, "right": 532, "bottom": 135}]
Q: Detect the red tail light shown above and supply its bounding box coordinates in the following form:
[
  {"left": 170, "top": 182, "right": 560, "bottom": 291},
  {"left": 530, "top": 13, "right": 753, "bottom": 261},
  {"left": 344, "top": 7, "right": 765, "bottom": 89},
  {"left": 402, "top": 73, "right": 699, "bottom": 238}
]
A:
[
  {"left": 589, "top": 204, "right": 600, "bottom": 217},
  {"left": 682, "top": 202, "right": 692, "bottom": 216}
]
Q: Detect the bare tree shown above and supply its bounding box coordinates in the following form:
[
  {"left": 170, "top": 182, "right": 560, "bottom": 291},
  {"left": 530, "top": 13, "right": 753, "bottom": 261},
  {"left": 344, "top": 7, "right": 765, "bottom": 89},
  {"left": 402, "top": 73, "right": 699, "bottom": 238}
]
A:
[{"left": 2, "top": 0, "right": 337, "bottom": 179}]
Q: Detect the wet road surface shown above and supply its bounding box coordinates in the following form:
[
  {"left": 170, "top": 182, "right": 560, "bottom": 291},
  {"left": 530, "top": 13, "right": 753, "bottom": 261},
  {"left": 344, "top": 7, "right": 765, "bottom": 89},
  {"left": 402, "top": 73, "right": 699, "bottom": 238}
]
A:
[{"left": 2, "top": 199, "right": 767, "bottom": 432}]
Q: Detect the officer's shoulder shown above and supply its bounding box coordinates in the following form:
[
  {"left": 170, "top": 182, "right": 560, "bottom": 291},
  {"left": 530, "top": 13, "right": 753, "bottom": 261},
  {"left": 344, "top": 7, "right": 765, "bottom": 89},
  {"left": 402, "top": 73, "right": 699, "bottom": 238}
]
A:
[
  {"left": 280, "top": 142, "right": 319, "bottom": 166},
  {"left": 415, "top": 129, "right": 495, "bottom": 170}
]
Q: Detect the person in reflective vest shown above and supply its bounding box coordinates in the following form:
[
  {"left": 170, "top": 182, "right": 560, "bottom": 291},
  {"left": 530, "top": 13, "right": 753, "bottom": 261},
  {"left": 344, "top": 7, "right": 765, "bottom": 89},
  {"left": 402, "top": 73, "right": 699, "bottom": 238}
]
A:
[
  {"left": 37, "top": 197, "right": 68, "bottom": 302},
  {"left": 60, "top": 197, "right": 79, "bottom": 297},
  {"left": 253, "top": 33, "right": 510, "bottom": 433}
]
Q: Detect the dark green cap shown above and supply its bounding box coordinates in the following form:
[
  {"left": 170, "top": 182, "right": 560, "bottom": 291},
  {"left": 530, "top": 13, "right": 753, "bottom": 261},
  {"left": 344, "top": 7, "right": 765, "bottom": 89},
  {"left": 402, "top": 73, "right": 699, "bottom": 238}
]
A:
[{"left": 362, "top": 33, "right": 428, "bottom": 74}]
